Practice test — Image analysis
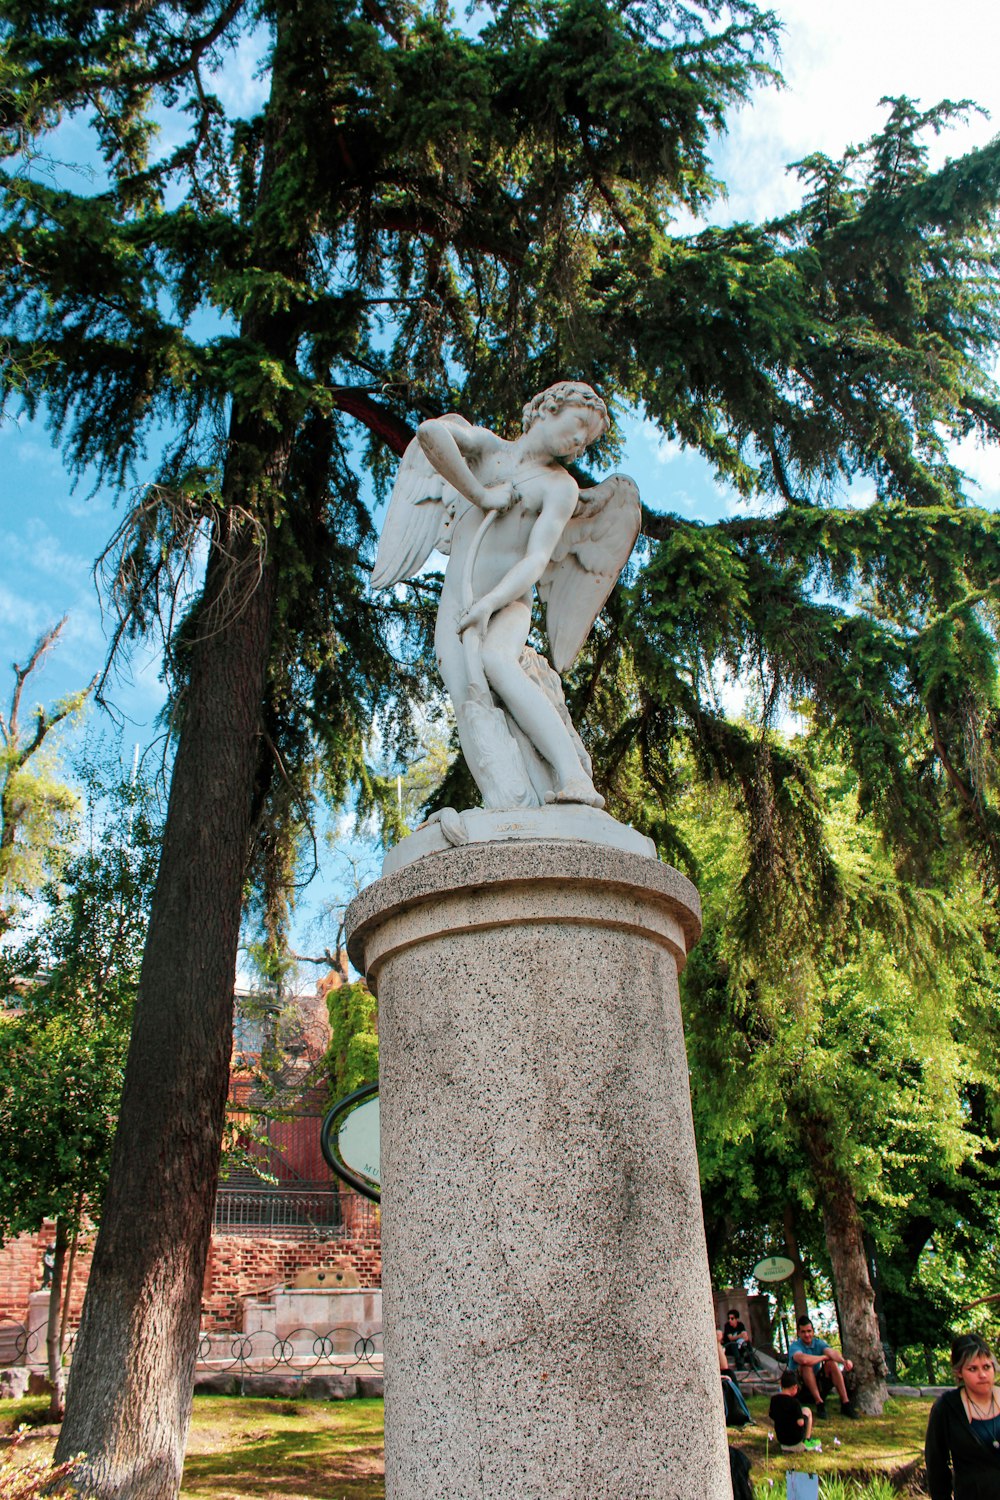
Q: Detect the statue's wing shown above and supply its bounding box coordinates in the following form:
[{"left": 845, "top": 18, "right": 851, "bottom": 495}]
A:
[
  {"left": 538, "top": 474, "right": 641, "bottom": 673},
  {"left": 370, "top": 415, "right": 472, "bottom": 589}
]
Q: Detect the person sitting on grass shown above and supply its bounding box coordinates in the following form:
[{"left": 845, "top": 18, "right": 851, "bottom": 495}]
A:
[
  {"left": 769, "top": 1369, "right": 814, "bottom": 1452},
  {"left": 787, "top": 1314, "right": 858, "bottom": 1419}
]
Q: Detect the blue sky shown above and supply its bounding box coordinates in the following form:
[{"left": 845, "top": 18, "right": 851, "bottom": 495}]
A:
[{"left": 1, "top": 0, "right": 998, "bottom": 961}]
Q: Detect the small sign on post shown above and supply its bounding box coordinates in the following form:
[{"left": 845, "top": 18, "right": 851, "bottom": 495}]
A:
[
  {"left": 320, "top": 1083, "right": 380, "bottom": 1202},
  {"left": 753, "top": 1255, "right": 795, "bottom": 1284}
]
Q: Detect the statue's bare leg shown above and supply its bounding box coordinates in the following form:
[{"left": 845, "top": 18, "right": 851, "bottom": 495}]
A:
[
  {"left": 480, "top": 602, "right": 603, "bottom": 807},
  {"left": 435, "top": 605, "right": 483, "bottom": 772},
  {"left": 435, "top": 603, "right": 472, "bottom": 708}
]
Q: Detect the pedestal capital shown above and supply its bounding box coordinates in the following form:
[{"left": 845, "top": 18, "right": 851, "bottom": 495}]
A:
[{"left": 346, "top": 838, "right": 701, "bottom": 987}]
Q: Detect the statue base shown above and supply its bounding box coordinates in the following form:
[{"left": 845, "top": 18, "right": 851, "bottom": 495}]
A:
[
  {"left": 346, "top": 839, "right": 729, "bottom": 1499},
  {"left": 382, "top": 802, "right": 656, "bottom": 876}
]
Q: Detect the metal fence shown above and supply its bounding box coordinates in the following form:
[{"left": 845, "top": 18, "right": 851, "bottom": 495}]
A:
[
  {"left": 0, "top": 1317, "right": 380, "bottom": 1390},
  {"left": 213, "top": 1186, "right": 380, "bottom": 1239},
  {"left": 197, "top": 1323, "right": 383, "bottom": 1381},
  {"left": 0, "top": 1319, "right": 76, "bottom": 1370}
]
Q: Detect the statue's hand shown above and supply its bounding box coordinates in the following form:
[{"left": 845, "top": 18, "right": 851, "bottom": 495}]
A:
[
  {"left": 458, "top": 597, "right": 494, "bottom": 638},
  {"left": 480, "top": 481, "right": 516, "bottom": 512}
]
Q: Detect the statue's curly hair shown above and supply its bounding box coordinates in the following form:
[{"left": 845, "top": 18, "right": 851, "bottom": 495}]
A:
[{"left": 521, "top": 381, "right": 608, "bottom": 439}]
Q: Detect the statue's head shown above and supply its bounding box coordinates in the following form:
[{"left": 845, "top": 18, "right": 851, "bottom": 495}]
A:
[{"left": 521, "top": 381, "right": 609, "bottom": 449}]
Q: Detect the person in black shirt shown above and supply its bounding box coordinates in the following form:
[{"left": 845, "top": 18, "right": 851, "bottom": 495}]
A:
[
  {"left": 925, "top": 1333, "right": 1000, "bottom": 1499},
  {"left": 722, "top": 1309, "right": 762, "bottom": 1371},
  {"left": 769, "top": 1369, "right": 814, "bottom": 1452}
]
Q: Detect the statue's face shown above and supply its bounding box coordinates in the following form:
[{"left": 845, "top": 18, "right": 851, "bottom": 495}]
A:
[{"left": 535, "top": 401, "right": 602, "bottom": 460}]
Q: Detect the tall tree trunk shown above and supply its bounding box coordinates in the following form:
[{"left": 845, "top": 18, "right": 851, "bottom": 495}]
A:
[
  {"left": 863, "top": 1227, "right": 894, "bottom": 1377},
  {"left": 54, "top": 506, "right": 281, "bottom": 1496},
  {"left": 45, "top": 1213, "right": 69, "bottom": 1422},
  {"left": 54, "top": 11, "right": 309, "bottom": 1493},
  {"left": 782, "top": 1200, "right": 809, "bottom": 1323},
  {"left": 799, "top": 1114, "right": 889, "bottom": 1415}
]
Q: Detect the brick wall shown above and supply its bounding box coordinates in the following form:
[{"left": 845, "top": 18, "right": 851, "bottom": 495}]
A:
[
  {"left": 201, "top": 1235, "right": 382, "bottom": 1331},
  {"left": 0, "top": 1225, "right": 381, "bottom": 1336},
  {"left": 0, "top": 1227, "right": 95, "bottom": 1330}
]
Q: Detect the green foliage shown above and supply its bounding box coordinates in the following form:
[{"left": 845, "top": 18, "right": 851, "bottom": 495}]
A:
[
  {"left": 1, "top": 0, "right": 999, "bottom": 1440},
  {"left": 579, "top": 100, "right": 1000, "bottom": 901},
  {"left": 324, "top": 980, "right": 378, "bottom": 1105},
  {"left": 0, "top": 759, "right": 161, "bottom": 1240},
  {"left": 752, "top": 1483, "right": 899, "bottom": 1500},
  {"left": 0, "top": 0, "right": 770, "bottom": 947},
  {"left": 2, "top": 1, "right": 999, "bottom": 934},
  {"left": 0, "top": 619, "right": 95, "bottom": 935},
  {"left": 676, "top": 726, "right": 999, "bottom": 1348}
]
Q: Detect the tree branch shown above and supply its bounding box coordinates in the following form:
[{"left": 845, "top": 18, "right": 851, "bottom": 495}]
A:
[
  {"left": 7, "top": 617, "right": 68, "bottom": 748},
  {"left": 333, "top": 390, "right": 414, "bottom": 455},
  {"left": 114, "top": 0, "right": 246, "bottom": 92}
]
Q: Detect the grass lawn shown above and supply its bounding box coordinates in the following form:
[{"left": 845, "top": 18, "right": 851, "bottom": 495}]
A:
[
  {"left": 182, "top": 1397, "right": 385, "bottom": 1500},
  {"left": 0, "top": 1396, "right": 386, "bottom": 1500},
  {"left": 2, "top": 1392, "right": 935, "bottom": 1497},
  {"left": 735, "top": 1394, "right": 932, "bottom": 1490}
]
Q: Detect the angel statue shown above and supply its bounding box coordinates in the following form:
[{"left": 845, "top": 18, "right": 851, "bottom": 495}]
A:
[{"left": 371, "top": 381, "right": 641, "bottom": 814}]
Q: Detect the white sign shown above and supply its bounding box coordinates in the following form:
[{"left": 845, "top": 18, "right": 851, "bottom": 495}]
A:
[
  {"left": 753, "top": 1255, "right": 795, "bottom": 1284},
  {"left": 336, "top": 1096, "right": 380, "bottom": 1188}
]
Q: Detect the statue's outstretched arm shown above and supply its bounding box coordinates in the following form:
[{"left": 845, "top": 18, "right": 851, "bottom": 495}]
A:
[{"left": 417, "top": 419, "right": 511, "bottom": 512}]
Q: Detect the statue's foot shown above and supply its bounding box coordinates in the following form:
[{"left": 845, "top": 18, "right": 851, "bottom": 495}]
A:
[
  {"left": 417, "top": 807, "right": 470, "bottom": 846},
  {"left": 544, "top": 779, "right": 605, "bottom": 810}
]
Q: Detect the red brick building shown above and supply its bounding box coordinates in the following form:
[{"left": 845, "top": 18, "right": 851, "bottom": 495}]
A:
[{"left": 0, "top": 979, "right": 380, "bottom": 1341}]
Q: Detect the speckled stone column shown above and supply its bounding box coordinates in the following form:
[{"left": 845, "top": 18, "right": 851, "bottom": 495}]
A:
[{"left": 346, "top": 840, "right": 729, "bottom": 1500}]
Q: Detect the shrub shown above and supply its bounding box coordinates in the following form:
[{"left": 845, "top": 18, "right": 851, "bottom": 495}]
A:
[{"left": 0, "top": 1436, "right": 78, "bottom": 1498}]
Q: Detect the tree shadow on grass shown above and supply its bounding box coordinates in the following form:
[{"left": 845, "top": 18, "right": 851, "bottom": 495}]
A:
[{"left": 181, "top": 1428, "right": 384, "bottom": 1500}]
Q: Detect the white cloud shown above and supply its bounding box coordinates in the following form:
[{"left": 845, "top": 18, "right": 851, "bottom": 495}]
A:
[
  {"left": 633, "top": 421, "right": 684, "bottom": 468},
  {"left": 210, "top": 26, "right": 271, "bottom": 116},
  {"left": 0, "top": 582, "right": 49, "bottom": 639},
  {"left": 2, "top": 517, "right": 90, "bottom": 583},
  {"left": 8, "top": 436, "right": 64, "bottom": 476},
  {"left": 712, "top": 0, "right": 999, "bottom": 225},
  {"left": 951, "top": 432, "right": 1000, "bottom": 504}
]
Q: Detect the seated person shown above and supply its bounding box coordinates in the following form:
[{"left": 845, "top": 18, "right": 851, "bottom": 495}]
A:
[
  {"left": 729, "top": 1445, "right": 754, "bottom": 1500},
  {"left": 787, "top": 1315, "right": 857, "bottom": 1419},
  {"left": 769, "top": 1369, "right": 814, "bottom": 1452},
  {"left": 718, "top": 1330, "right": 753, "bottom": 1428},
  {"left": 722, "top": 1308, "right": 762, "bottom": 1371}
]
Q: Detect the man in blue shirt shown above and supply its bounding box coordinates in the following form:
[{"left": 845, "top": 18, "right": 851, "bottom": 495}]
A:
[{"left": 787, "top": 1315, "right": 858, "bottom": 1419}]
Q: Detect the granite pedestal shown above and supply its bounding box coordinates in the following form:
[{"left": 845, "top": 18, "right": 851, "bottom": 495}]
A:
[{"left": 346, "top": 835, "right": 729, "bottom": 1499}]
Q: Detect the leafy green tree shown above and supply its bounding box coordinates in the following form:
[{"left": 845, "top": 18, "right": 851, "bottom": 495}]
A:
[
  {"left": 0, "top": 761, "right": 161, "bottom": 1418},
  {"left": 3, "top": 0, "right": 1000, "bottom": 1490},
  {"left": 678, "top": 734, "right": 1000, "bottom": 1413},
  {"left": 0, "top": 618, "right": 96, "bottom": 935},
  {"left": 2, "top": 5, "right": 783, "bottom": 1490},
  {"left": 324, "top": 978, "right": 379, "bottom": 1104}
]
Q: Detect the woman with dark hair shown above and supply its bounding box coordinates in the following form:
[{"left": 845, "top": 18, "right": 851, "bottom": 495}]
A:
[{"left": 925, "top": 1333, "right": 1000, "bottom": 1498}]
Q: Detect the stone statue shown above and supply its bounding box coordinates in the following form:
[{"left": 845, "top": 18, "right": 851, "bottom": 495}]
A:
[{"left": 372, "top": 382, "right": 640, "bottom": 815}]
